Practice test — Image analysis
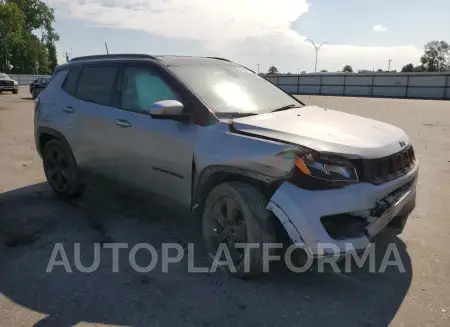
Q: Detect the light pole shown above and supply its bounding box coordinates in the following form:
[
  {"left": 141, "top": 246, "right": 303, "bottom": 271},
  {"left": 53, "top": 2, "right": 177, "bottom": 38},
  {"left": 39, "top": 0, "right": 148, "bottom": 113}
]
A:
[
  {"left": 65, "top": 48, "right": 73, "bottom": 62},
  {"left": 388, "top": 59, "right": 392, "bottom": 72},
  {"left": 306, "top": 39, "right": 327, "bottom": 73}
]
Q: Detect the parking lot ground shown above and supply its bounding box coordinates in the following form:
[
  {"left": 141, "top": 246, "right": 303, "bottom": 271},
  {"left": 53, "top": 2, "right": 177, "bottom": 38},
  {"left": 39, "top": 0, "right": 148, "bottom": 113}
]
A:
[{"left": 0, "top": 87, "right": 449, "bottom": 327}]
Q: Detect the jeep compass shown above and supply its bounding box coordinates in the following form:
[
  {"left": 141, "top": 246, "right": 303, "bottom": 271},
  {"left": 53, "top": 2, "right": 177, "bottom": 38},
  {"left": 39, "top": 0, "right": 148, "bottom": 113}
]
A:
[{"left": 34, "top": 54, "right": 418, "bottom": 277}]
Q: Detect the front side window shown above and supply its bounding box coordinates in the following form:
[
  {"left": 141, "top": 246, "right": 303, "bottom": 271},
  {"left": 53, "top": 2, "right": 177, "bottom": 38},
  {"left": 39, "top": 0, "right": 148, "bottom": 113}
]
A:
[
  {"left": 120, "top": 67, "right": 180, "bottom": 113},
  {"left": 169, "top": 64, "right": 303, "bottom": 116},
  {"left": 76, "top": 66, "right": 118, "bottom": 106}
]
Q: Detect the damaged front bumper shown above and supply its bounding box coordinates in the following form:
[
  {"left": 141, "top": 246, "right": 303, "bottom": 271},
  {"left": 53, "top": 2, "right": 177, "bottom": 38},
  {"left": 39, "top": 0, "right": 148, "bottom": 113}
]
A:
[{"left": 267, "top": 162, "right": 418, "bottom": 259}]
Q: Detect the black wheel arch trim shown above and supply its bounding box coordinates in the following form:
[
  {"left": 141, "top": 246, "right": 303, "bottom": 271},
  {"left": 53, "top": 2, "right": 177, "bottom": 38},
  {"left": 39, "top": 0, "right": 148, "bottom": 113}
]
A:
[
  {"left": 192, "top": 164, "right": 280, "bottom": 213},
  {"left": 36, "top": 127, "right": 74, "bottom": 159}
]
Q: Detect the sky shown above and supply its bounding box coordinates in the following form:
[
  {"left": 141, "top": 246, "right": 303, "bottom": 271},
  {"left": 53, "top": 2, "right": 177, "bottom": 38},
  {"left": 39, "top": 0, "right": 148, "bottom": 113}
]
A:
[{"left": 48, "top": 0, "right": 450, "bottom": 73}]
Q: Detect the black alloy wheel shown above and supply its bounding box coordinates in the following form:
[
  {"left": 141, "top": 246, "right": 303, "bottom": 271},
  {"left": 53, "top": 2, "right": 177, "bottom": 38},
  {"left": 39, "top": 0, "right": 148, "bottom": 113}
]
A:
[{"left": 43, "top": 140, "right": 81, "bottom": 197}]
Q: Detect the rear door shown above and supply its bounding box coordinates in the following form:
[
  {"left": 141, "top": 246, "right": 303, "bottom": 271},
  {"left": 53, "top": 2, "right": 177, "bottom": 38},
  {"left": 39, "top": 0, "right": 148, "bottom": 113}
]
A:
[{"left": 60, "top": 65, "right": 123, "bottom": 177}]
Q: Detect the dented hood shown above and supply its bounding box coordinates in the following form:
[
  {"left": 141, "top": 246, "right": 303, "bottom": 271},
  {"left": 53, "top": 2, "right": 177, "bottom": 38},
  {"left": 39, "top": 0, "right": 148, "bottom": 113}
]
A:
[{"left": 231, "top": 106, "right": 410, "bottom": 159}]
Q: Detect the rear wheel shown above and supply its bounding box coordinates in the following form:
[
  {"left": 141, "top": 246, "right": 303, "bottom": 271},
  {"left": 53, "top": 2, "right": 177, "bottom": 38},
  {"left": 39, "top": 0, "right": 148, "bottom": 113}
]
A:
[
  {"left": 202, "top": 182, "right": 276, "bottom": 278},
  {"left": 43, "top": 139, "right": 82, "bottom": 197}
]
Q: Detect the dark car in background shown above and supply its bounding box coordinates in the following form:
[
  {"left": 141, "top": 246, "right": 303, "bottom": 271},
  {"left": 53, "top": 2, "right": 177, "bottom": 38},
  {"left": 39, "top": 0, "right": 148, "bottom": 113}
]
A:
[{"left": 30, "top": 77, "right": 49, "bottom": 98}]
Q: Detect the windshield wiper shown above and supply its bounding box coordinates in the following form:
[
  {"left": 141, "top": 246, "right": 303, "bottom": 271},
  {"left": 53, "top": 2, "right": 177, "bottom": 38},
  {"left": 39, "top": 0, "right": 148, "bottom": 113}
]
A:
[
  {"left": 216, "top": 112, "right": 258, "bottom": 118},
  {"left": 271, "top": 104, "right": 302, "bottom": 112}
]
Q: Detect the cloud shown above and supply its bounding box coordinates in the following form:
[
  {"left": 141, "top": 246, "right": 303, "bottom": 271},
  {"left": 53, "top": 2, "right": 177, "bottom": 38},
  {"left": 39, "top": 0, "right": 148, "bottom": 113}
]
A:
[
  {"left": 49, "top": 0, "right": 421, "bottom": 72},
  {"left": 373, "top": 25, "right": 387, "bottom": 32}
]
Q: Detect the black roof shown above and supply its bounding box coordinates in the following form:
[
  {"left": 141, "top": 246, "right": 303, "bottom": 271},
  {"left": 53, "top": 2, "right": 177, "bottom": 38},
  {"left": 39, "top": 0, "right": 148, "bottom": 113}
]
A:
[
  {"left": 69, "top": 54, "right": 158, "bottom": 62},
  {"left": 66, "top": 54, "right": 234, "bottom": 66},
  {"left": 155, "top": 55, "right": 232, "bottom": 65}
]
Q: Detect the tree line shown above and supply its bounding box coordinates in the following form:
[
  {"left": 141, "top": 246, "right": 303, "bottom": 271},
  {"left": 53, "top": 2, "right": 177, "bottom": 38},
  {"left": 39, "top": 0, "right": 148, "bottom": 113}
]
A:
[
  {"left": 267, "top": 40, "right": 450, "bottom": 74},
  {"left": 399, "top": 41, "right": 449, "bottom": 72},
  {"left": 0, "top": 0, "right": 58, "bottom": 74}
]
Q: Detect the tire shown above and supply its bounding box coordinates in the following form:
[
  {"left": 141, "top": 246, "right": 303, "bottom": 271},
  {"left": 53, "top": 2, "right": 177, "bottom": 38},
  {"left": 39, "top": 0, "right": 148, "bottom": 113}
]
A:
[
  {"left": 31, "top": 89, "right": 36, "bottom": 99},
  {"left": 12, "top": 89, "right": 18, "bottom": 95},
  {"left": 202, "top": 182, "right": 276, "bottom": 278},
  {"left": 42, "top": 139, "right": 82, "bottom": 197}
]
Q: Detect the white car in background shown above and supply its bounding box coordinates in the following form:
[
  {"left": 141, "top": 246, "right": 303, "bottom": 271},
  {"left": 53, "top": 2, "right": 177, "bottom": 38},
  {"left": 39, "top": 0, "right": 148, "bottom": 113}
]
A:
[{"left": 0, "top": 73, "right": 19, "bottom": 94}]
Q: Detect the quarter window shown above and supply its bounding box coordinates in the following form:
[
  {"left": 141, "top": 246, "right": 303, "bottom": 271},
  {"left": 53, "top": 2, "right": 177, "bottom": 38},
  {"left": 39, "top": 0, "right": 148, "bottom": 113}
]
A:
[
  {"left": 76, "top": 66, "right": 118, "bottom": 106},
  {"left": 63, "top": 67, "right": 80, "bottom": 95},
  {"left": 120, "top": 67, "right": 180, "bottom": 113}
]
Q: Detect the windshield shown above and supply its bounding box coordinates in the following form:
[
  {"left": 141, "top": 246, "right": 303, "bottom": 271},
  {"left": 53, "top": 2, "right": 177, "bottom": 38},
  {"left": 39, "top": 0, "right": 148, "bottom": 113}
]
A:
[
  {"left": 0, "top": 73, "right": 10, "bottom": 79},
  {"left": 169, "top": 64, "right": 303, "bottom": 116}
]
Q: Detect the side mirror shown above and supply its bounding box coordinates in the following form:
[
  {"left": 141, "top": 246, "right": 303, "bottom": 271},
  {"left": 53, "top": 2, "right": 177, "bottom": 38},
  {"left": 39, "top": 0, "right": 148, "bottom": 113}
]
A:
[{"left": 148, "top": 100, "right": 187, "bottom": 120}]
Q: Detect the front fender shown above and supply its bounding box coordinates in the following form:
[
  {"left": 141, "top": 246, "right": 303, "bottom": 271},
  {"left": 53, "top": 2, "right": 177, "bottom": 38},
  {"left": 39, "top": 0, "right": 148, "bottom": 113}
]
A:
[{"left": 192, "top": 165, "right": 278, "bottom": 211}]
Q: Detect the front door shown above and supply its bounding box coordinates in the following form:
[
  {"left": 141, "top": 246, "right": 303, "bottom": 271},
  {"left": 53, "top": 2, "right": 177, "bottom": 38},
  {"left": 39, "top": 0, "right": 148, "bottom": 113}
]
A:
[{"left": 111, "top": 65, "right": 196, "bottom": 208}]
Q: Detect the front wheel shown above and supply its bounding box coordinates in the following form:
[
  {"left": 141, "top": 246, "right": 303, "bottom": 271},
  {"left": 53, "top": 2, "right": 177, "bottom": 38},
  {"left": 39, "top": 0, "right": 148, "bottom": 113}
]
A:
[
  {"left": 43, "top": 139, "right": 82, "bottom": 197},
  {"left": 202, "top": 182, "right": 276, "bottom": 278},
  {"left": 12, "top": 89, "right": 18, "bottom": 94}
]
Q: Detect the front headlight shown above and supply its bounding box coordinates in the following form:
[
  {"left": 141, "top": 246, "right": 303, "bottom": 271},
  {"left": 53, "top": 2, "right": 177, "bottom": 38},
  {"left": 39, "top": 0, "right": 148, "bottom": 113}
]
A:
[
  {"left": 277, "top": 148, "right": 359, "bottom": 189},
  {"left": 296, "top": 152, "right": 358, "bottom": 183},
  {"left": 13, "top": 80, "right": 18, "bottom": 86}
]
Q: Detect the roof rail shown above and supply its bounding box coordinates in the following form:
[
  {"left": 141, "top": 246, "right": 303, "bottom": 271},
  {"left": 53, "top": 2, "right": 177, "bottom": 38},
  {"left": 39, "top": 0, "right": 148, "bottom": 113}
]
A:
[
  {"left": 69, "top": 54, "right": 159, "bottom": 62},
  {"left": 204, "top": 56, "right": 232, "bottom": 62}
]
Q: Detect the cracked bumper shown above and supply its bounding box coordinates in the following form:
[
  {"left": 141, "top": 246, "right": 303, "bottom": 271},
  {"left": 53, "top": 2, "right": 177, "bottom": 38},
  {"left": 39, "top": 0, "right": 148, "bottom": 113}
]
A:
[{"left": 267, "top": 162, "right": 419, "bottom": 258}]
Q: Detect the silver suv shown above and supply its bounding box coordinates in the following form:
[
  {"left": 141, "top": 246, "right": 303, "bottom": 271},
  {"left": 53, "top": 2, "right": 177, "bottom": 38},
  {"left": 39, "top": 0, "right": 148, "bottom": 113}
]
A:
[{"left": 34, "top": 54, "right": 418, "bottom": 277}]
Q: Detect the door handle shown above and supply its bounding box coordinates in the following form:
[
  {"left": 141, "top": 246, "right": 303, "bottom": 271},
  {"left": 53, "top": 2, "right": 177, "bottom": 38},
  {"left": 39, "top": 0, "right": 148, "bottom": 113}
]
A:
[
  {"left": 115, "top": 120, "right": 131, "bottom": 128},
  {"left": 63, "top": 106, "right": 75, "bottom": 113}
]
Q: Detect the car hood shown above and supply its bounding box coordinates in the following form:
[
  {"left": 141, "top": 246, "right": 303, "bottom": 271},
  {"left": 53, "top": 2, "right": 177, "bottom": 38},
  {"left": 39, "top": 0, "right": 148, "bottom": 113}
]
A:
[
  {"left": 0, "top": 78, "right": 14, "bottom": 81},
  {"left": 230, "top": 106, "right": 410, "bottom": 159}
]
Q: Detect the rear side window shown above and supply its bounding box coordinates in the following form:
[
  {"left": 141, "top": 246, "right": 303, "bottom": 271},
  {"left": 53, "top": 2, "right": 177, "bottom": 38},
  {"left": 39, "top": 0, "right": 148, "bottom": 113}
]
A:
[
  {"left": 75, "top": 66, "right": 118, "bottom": 106},
  {"left": 62, "top": 67, "right": 80, "bottom": 95}
]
